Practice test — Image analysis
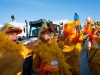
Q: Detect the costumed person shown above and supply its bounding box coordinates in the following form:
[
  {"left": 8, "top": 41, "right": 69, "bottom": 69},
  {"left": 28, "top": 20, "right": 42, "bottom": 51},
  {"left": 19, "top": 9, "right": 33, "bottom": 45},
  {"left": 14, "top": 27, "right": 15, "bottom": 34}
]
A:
[
  {"left": 74, "top": 13, "right": 82, "bottom": 30},
  {"left": 59, "top": 13, "right": 83, "bottom": 75},
  {"left": 0, "top": 24, "right": 33, "bottom": 75},
  {"left": 79, "top": 17, "right": 93, "bottom": 75},
  {"left": 81, "top": 17, "right": 100, "bottom": 75},
  {"left": 32, "top": 23, "right": 72, "bottom": 75}
]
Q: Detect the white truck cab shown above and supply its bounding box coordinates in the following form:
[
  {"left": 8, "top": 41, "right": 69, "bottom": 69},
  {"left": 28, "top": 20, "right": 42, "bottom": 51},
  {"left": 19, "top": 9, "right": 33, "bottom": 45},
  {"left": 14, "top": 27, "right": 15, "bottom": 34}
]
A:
[{"left": 20, "top": 19, "right": 62, "bottom": 45}]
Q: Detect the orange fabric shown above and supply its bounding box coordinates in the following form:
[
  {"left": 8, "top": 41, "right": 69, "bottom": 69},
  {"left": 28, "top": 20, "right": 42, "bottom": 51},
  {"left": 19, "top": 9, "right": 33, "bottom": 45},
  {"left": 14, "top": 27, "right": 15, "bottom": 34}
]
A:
[
  {"left": 39, "top": 63, "right": 47, "bottom": 75},
  {"left": 43, "top": 64, "right": 59, "bottom": 73},
  {"left": 72, "top": 35, "right": 80, "bottom": 43},
  {"left": 71, "top": 30, "right": 83, "bottom": 43},
  {"left": 63, "top": 23, "right": 72, "bottom": 38},
  {"left": 6, "top": 28, "right": 22, "bottom": 34},
  {"left": 84, "top": 22, "right": 92, "bottom": 34},
  {"left": 94, "top": 28, "right": 100, "bottom": 31},
  {"left": 70, "top": 20, "right": 81, "bottom": 32},
  {"left": 63, "top": 20, "right": 81, "bottom": 38}
]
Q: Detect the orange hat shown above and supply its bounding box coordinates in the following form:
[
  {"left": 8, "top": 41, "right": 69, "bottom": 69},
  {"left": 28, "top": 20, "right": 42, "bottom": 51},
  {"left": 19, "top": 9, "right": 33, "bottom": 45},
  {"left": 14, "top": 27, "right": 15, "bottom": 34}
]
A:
[
  {"left": 40, "top": 27, "right": 54, "bottom": 34},
  {"left": 6, "top": 27, "right": 22, "bottom": 34}
]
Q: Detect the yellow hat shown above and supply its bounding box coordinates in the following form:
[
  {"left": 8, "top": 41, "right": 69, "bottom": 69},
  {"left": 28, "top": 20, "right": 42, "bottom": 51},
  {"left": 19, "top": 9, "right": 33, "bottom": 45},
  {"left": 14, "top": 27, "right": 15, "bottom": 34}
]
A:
[
  {"left": 67, "top": 20, "right": 73, "bottom": 24},
  {"left": 38, "top": 22, "right": 48, "bottom": 34},
  {"left": 1, "top": 24, "right": 22, "bottom": 34},
  {"left": 39, "top": 22, "right": 54, "bottom": 34}
]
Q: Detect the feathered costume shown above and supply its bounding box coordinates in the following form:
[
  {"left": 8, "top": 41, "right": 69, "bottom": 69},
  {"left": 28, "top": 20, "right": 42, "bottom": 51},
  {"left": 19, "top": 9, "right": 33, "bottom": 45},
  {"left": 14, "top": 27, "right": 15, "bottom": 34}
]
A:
[
  {"left": 0, "top": 24, "right": 32, "bottom": 75},
  {"left": 60, "top": 13, "right": 83, "bottom": 75},
  {"left": 33, "top": 40, "right": 72, "bottom": 75},
  {"left": 83, "top": 17, "right": 100, "bottom": 75},
  {"left": 88, "top": 36, "right": 100, "bottom": 75},
  {"left": 32, "top": 23, "right": 72, "bottom": 75}
]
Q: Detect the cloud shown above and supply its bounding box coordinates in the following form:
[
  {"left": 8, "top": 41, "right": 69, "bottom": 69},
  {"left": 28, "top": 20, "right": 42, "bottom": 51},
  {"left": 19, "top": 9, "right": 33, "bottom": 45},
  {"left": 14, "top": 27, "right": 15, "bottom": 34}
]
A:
[{"left": 0, "top": 24, "right": 4, "bottom": 28}]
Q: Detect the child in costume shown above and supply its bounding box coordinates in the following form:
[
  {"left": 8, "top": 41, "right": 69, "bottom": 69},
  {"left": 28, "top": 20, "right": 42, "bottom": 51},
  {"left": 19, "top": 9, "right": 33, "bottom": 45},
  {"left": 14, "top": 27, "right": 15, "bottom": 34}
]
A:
[
  {"left": 32, "top": 24, "right": 72, "bottom": 75},
  {"left": 59, "top": 13, "right": 83, "bottom": 75},
  {"left": 0, "top": 24, "right": 33, "bottom": 75},
  {"left": 81, "top": 17, "right": 100, "bottom": 75}
]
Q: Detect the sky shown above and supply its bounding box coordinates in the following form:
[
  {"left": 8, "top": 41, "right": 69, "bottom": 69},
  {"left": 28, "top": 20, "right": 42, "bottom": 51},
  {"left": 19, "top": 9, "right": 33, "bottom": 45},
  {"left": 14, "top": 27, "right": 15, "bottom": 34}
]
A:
[{"left": 0, "top": 0, "right": 100, "bottom": 26}]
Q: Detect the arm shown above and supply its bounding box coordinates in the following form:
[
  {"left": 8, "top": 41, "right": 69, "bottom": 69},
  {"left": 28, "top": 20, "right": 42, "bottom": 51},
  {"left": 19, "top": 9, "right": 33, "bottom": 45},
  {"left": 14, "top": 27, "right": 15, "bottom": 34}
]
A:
[
  {"left": 94, "top": 36, "right": 100, "bottom": 44},
  {"left": 32, "top": 51, "right": 59, "bottom": 74},
  {"left": 32, "top": 51, "right": 41, "bottom": 73},
  {"left": 23, "top": 43, "right": 38, "bottom": 59}
]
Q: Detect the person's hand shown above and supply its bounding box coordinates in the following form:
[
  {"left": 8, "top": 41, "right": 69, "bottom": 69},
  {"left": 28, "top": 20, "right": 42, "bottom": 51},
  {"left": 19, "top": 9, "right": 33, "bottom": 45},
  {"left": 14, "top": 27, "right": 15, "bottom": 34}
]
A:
[{"left": 43, "top": 64, "right": 59, "bottom": 72}]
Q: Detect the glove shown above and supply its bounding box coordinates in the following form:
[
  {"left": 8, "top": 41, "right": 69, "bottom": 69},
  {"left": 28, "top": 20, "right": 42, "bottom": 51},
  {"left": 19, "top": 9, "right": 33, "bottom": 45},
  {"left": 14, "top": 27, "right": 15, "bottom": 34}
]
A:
[
  {"left": 84, "top": 40, "right": 91, "bottom": 51},
  {"left": 43, "top": 64, "right": 59, "bottom": 72}
]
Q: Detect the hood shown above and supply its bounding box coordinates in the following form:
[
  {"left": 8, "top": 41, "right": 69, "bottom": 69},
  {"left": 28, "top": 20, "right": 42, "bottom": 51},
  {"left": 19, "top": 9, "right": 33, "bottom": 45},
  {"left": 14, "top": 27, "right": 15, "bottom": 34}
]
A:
[{"left": 22, "top": 37, "right": 38, "bottom": 45}]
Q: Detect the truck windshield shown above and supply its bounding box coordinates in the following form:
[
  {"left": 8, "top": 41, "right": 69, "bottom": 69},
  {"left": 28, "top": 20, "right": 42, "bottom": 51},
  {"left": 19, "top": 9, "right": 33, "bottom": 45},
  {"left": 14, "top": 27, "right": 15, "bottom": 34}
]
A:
[
  {"left": 29, "top": 23, "right": 61, "bottom": 38},
  {"left": 54, "top": 25, "right": 61, "bottom": 35},
  {"left": 29, "top": 23, "right": 42, "bottom": 37}
]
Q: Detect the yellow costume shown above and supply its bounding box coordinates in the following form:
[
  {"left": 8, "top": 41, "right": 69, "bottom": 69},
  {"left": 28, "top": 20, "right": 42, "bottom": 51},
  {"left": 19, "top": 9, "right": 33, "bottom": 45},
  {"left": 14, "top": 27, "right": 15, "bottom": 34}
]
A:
[
  {"left": 84, "top": 17, "right": 93, "bottom": 34},
  {"left": 32, "top": 24, "right": 72, "bottom": 75},
  {"left": 60, "top": 20, "right": 83, "bottom": 75},
  {"left": 88, "top": 36, "right": 100, "bottom": 75},
  {"left": 0, "top": 24, "right": 32, "bottom": 75},
  {"left": 33, "top": 40, "right": 72, "bottom": 75},
  {"left": 83, "top": 17, "right": 100, "bottom": 75}
]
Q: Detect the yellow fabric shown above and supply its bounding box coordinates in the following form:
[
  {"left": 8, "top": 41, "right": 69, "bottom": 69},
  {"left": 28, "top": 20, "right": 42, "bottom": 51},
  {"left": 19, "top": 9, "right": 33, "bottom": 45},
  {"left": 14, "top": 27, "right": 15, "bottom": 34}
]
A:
[
  {"left": 38, "top": 22, "right": 48, "bottom": 36},
  {"left": 59, "top": 34, "right": 82, "bottom": 75},
  {"left": 78, "top": 30, "right": 84, "bottom": 42},
  {"left": 73, "top": 20, "right": 81, "bottom": 27},
  {"left": 67, "top": 20, "right": 73, "bottom": 24},
  {"left": 63, "top": 20, "right": 74, "bottom": 38},
  {"left": 62, "top": 39, "right": 82, "bottom": 54},
  {"left": 84, "top": 18, "right": 93, "bottom": 34},
  {"left": 63, "top": 50, "right": 80, "bottom": 75},
  {"left": 62, "top": 29, "right": 83, "bottom": 50},
  {"left": 63, "top": 20, "right": 82, "bottom": 42},
  {"left": 0, "top": 24, "right": 14, "bottom": 33},
  {"left": 61, "top": 19, "right": 82, "bottom": 75},
  {"left": 69, "top": 32, "right": 77, "bottom": 41},
  {"left": 63, "top": 44, "right": 74, "bottom": 52},
  {"left": 63, "top": 44, "right": 82, "bottom": 75},
  {"left": 32, "top": 40, "right": 72, "bottom": 75},
  {"left": 74, "top": 43, "right": 82, "bottom": 55},
  {"left": 88, "top": 36, "right": 100, "bottom": 75},
  {"left": 0, "top": 32, "right": 32, "bottom": 75},
  {"left": 70, "top": 20, "right": 81, "bottom": 32}
]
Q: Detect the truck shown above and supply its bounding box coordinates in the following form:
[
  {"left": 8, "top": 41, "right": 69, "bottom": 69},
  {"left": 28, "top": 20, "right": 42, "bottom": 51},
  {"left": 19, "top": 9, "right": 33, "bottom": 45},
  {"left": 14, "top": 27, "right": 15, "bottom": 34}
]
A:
[{"left": 20, "top": 19, "right": 62, "bottom": 45}]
